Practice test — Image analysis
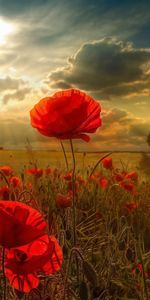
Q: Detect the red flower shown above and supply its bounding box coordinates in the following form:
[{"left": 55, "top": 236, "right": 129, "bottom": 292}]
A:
[
  {"left": 55, "top": 193, "right": 72, "bottom": 208},
  {"left": 30, "top": 89, "right": 101, "bottom": 142},
  {"left": 0, "top": 166, "right": 13, "bottom": 176},
  {"left": 0, "top": 201, "right": 46, "bottom": 248},
  {"left": 44, "top": 167, "right": 52, "bottom": 175},
  {"left": 131, "top": 263, "right": 147, "bottom": 277},
  {"left": 64, "top": 172, "right": 72, "bottom": 181},
  {"left": 120, "top": 180, "right": 135, "bottom": 192},
  {"left": 9, "top": 176, "right": 21, "bottom": 188},
  {"left": 99, "top": 177, "right": 108, "bottom": 188},
  {"left": 88, "top": 175, "right": 96, "bottom": 182},
  {"left": 76, "top": 175, "right": 85, "bottom": 185},
  {"left": 125, "top": 171, "right": 138, "bottom": 181},
  {"left": 0, "top": 186, "right": 10, "bottom": 200},
  {"left": 5, "top": 234, "right": 63, "bottom": 293},
  {"left": 102, "top": 157, "right": 113, "bottom": 170},
  {"left": 113, "top": 173, "right": 124, "bottom": 182},
  {"left": 124, "top": 202, "right": 139, "bottom": 213},
  {"left": 26, "top": 168, "right": 43, "bottom": 178}
]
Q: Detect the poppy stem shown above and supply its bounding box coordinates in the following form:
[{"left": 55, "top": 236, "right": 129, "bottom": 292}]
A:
[
  {"left": 70, "top": 139, "right": 76, "bottom": 246},
  {"left": 138, "top": 237, "right": 149, "bottom": 300},
  {"left": 60, "top": 140, "right": 69, "bottom": 171},
  {"left": 0, "top": 171, "right": 10, "bottom": 187},
  {"left": 89, "top": 152, "right": 113, "bottom": 178},
  {"left": 2, "top": 247, "right": 7, "bottom": 300}
]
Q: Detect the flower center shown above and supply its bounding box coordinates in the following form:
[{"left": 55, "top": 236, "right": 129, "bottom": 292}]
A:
[{"left": 15, "top": 249, "right": 28, "bottom": 263}]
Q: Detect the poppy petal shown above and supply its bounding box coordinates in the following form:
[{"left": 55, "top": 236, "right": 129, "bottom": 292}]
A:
[{"left": 5, "top": 268, "right": 39, "bottom": 293}]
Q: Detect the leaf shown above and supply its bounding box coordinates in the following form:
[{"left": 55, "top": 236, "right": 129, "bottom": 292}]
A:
[
  {"left": 79, "top": 281, "right": 89, "bottom": 300},
  {"left": 83, "top": 260, "right": 98, "bottom": 287}
]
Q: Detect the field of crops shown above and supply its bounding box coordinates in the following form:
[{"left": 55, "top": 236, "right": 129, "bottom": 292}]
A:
[
  {"left": 0, "top": 148, "right": 150, "bottom": 300},
  {"left": 0, "top": 150, "right": 147, "bottom": 174}
]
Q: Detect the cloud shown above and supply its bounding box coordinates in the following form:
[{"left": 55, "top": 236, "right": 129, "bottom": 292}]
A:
[
  {"left": 0, "top": 76, "right": 24, "bottom": 92},
  {"left": 46, "top": 38, "right": 150, "bottom": 98},
  {"left": 1, "top": 0, "right": 150, "bottom": 82},
  {"left": 0, "top": 76, "right": 32, "bottom": 104},
  {"left": 94, "top": 107, "right": 150, "bottom": 150},
  {"left": 0, "top": 106, "right": 149, "bottom": 151},
  {"left": 3, "top": 87, "right": 32, "bottom": 104}
]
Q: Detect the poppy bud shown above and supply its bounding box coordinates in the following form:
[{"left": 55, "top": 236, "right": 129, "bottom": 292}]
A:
[{"left": 102, "top": 157, "right": 113, "bottom": 170}]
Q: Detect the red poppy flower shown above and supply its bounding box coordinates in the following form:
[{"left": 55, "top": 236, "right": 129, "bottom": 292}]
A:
[
  {"left": 0, "top": 186, "right": 10, "bottom": 200},
  {"left": 76, "top": 174, "right": 85, "bottom": 185},
  {"left": 5, "top": 234, "right": 63, "bottom": 293},
  {"left": 99, "top": 177, "right": 108, "bottom": 189},
  {"left": 64, "top": 172, "right": 72, "bottom": 181},
  {"left": 0, "top": 166, "right": 13, "bottom": 176},
  {"left": 55, "top": 193, "right": 72, "bottom": 208},
  {"left": 30, "top": 89, "right": 101, "bottom": 142},
  {"left": 113, "top": 173, "right": 124, "bottom": 182},
  {"left": 9, "top": 176, "right": 21, "bottom": 188},
  {"left": 124, "top": 202, "right": 139, "bottom": 213},
  {"left": 26, "top": 168, "right": 43, "bottom": 178},
  {"left": 120, "top": 180, "right": 135, "bottom": 192},
  {"left": 125, "top": 171, "right": 138, "bottom": 181},
  {"left": 131, "top": 263, "right": 148, "bottom": 277},
  {"left": 44, "top": 167, "right": 52, "bottom": 175},
  {"left": 0, "top": 201, "right": 46, "bottom": 248},
  {"left": 102, "top": 157, "right": 113, "bottom": 170}
]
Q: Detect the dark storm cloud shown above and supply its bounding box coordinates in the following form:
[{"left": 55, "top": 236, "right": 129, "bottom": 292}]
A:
[
  {"left": 1, "top": 0, "right": 150, "bottom": 81},
  {"left": 47, "top": 38, "right": 150, "bottom": 98}
]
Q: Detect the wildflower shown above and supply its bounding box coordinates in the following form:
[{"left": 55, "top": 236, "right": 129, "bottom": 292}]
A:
[
  {"left": 9, "top": 176, "right": 21, "bottom": 188},
  {"left": 131, "top": 263, "right": 148, "bottom": 277},
  {"left": 125, "top": 171, "right": 138, "bottom": 181},
  {"left": 0, "top": 201, "right": 47, "bottom": 248},
  {"left": 30, "top": 89, "right": 101, "bottom": 142},
  {"left": 120, "top": 179, "right": 135, "bottom": 192},
  {"left": 113, "top": 173, "right": 124, "bottom": 182},
  {"left": 76, "top": 174, "right": 85, "bottom": 185},
  {"left": 99, "top": 177, "right": 108, "bottom": 188},
  {"left": 5, "top": 235, "right": 63, "bottom": 293},
  {"left": 0, "top": 166, "right": 13, "bottom": 176},
  {"left": 44, "top": 167, "right": 52, "bottom": 175},
  {"left": 0, "top": 186, "right": 10, "bottom": 200},
  {"left": 102, "top": 157, "right": 113, "bottom": 170},
  {"left": 88, "top": 175, "right": 96, "bottom": 182},
  {"left": 26, "top": 167, "right": 43, "bottom": 178},
  {"left": 64, "top": 172, "right": 72, "bottom": 181},
  {"left": 124, "top": 202, "right": 139, "bottom": 213},
  {"left": 55, "top": 193, "right": 72, "bottom": 208}
]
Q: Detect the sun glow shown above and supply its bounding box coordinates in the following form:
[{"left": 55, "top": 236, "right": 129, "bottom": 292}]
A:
[{"left": 0, "top": 18, "right": 16, "bottom": 45}]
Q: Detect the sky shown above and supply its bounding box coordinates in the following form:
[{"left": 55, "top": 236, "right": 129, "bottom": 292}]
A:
[{"left": 0, "top": 0, "right": 150, "bottom": 151}]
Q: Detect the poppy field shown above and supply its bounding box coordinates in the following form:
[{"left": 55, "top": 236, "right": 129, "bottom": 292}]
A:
[{"left": 0, "top": 89, "right": 150, "bottom": 300}]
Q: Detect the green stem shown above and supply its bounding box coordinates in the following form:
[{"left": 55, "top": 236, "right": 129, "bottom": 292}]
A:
[
  {"left": 0, "top": 171, "right": 10, "bottom": 187},
  {"left": 89, "top": 152, "right": 112, "bottom": 178},
  {"left": 138, "top": 238, "right": 149, "bottom": 300},
  {"left": 2, "top": 248, "right": 6, "bottom": 300},
  {"left": 63, "top": 247, "right": 74, "bottom": 300},
  {"left": 70, "top": 139, "right": 76, "bottom": 246},
  {"left": 60, "top": 140, "right": 69, "bottom": 171}
]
